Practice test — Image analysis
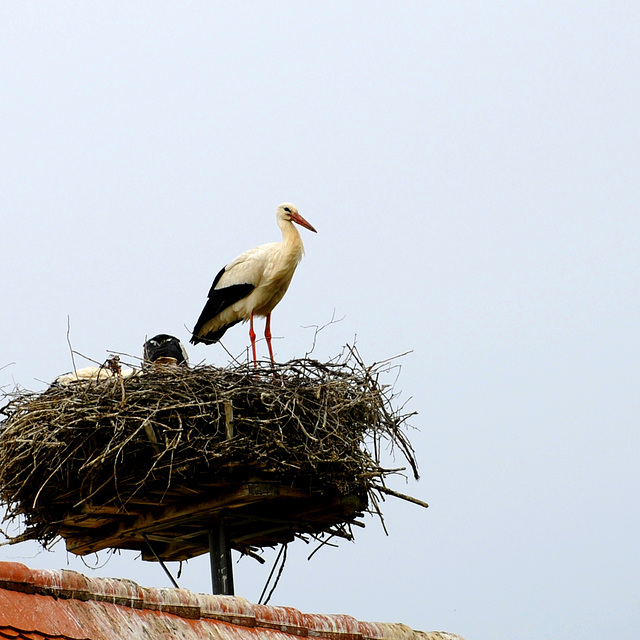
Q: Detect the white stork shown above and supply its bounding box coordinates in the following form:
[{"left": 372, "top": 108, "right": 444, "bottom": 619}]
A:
[
  {"left": 190, "top": 203, "right": 317, "bottom": 365},
  {"left": 53, "top": 366, "right": 137, "bottom": 386}
]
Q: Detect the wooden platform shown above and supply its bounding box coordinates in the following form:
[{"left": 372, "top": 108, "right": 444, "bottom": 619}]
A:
[{"left": 58, "top": 481, "right": 367, "bottom": 562}]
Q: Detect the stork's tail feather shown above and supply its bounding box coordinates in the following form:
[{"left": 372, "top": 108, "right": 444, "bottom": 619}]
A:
[
  {"left": 189, "top": 333, "right": 220, "bottom": 346},
  {"left": 190, "top": 318, "right": 243, "bottom": 346}
]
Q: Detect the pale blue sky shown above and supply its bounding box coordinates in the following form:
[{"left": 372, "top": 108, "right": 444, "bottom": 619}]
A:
[{"left": 1, "top": 3, "right": 639, "bottom": 639}]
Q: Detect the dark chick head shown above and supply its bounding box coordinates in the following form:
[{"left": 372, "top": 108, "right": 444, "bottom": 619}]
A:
[{"left": 143, "top": 334, "right": 189, "bottom": 366}]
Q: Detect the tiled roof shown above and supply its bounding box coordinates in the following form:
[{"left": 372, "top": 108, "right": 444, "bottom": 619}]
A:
[{"left": 0, "top": 561, "right": 464, "bottom": 640}]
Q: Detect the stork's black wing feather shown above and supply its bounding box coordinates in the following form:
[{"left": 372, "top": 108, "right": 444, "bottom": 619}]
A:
[
  {"left": 207, "top": 266, "right": 227, "bottom": 297},
  {"left": 191, "top": 267, "right": 255, "bottom": 345}
]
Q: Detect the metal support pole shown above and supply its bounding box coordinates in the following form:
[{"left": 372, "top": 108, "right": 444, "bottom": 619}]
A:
[{"left": 208, "top": 517, "right": 234, "bottom": 595}]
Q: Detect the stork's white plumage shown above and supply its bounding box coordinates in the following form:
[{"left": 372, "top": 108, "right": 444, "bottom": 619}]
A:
[
  {"left": 190, "top": 203, "right": 317, "bottom": 365},
  {"left": 53, "top": 366, "right": 137, "bottom": 386}
]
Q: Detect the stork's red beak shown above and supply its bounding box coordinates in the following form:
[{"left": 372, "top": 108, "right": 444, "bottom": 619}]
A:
[{"left": 291, "top": 212, "right": 317, "bottom": 233}]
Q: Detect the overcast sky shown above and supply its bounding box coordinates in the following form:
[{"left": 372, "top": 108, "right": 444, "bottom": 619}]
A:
[{"left": 1, "top": 3, "right": 639, "bottom": 639}]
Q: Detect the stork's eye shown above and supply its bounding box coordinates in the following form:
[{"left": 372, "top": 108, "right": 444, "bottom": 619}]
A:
[{"left": 283, "top": 207, "right": 291, "bottom": 213}]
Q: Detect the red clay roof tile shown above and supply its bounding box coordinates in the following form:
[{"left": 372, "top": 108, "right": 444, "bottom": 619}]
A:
[{"left": 0, "top": 562, "right": 464, "bottom": 640}]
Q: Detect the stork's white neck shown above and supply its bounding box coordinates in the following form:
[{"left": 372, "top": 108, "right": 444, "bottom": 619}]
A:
[{"left": 278, "top": 218, "right": 305, "bottom": 255}]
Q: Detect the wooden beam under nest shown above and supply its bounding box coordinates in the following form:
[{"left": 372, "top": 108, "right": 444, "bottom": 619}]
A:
[{"left": 61, "top": 482, "right": 366, "bottom": 562}]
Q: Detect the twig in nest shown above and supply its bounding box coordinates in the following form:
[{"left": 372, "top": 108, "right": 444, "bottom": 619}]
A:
[
  {"left": 373, "top": 485, "right": 429, "bottom": 509},
  {"left": 66, "top": 316, "right": 78, "bottom": 377},
  {"left": 259, "top": 543, "right": 288, "bottom": 605}
]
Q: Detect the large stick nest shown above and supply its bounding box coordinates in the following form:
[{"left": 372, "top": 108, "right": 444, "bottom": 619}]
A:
[{"left": 0, "top": 347, "right": 420, "bottom": 559}]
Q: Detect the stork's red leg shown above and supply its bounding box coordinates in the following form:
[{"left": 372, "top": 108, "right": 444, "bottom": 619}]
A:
[
  {"left": 265, "top": 313, "right": 275, "bottom": 365},
  {"left": 249, "top": 312, "right": 257, "bottom": 367}
]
